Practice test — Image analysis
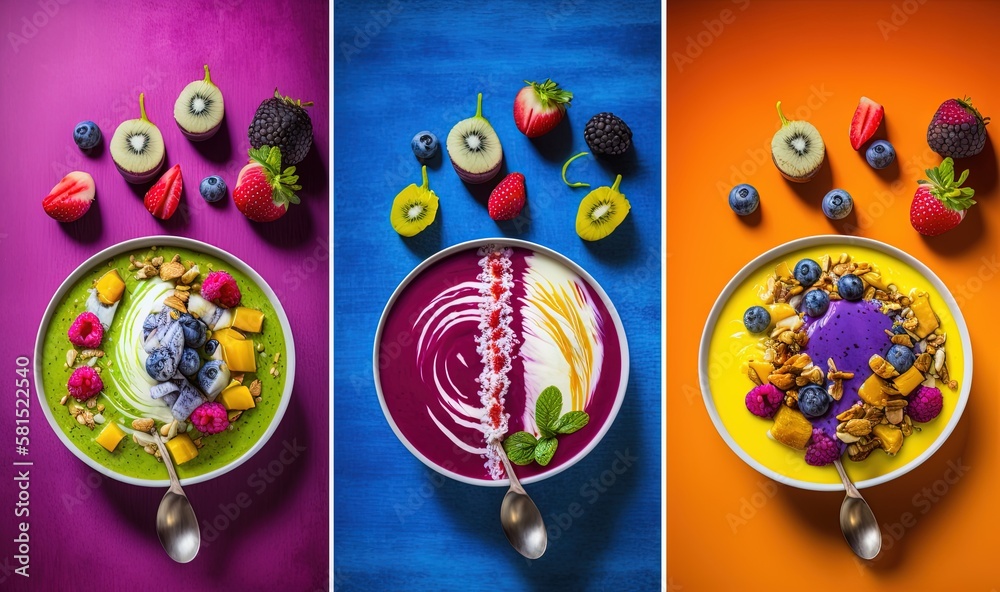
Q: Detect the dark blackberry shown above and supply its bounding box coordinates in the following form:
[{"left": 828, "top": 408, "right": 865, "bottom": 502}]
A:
[
  {"left": 248, "top": 89, "right": 314, "bottom": 165},
  {"left": 584, "top": 112, "right": 632, "bottom": 156}
]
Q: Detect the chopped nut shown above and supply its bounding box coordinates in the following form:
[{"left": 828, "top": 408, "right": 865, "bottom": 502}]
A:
[
  {"left": 97, "top": 403, "right": 105, "bottom": 413},
  {"left": 141, "top": 263, "right": 157, "bottom": 277},
  {"left": 890, "top": 334, "right": 913, "bottom": 347},
  {"left": 902, "top": 317, "right": 919, "bottom": 332},
  {"left": 131, "top": 418, "right": 155, "bottom": 432},
  {"left": 76, "top": 413, "right": 87, "bottom": 425},
  {"left": 845, "top": 419, "right": 873, "bottom": 437},
  {"left": 180, "top": 265, "right": 200, "bottom": 285},
  {"left": 820, "top": 254, "right": 831, "bottom": 272},
  {"left": 150, "top": 255, "right": 164, "bottom": 267},
  {"left": 836, "top": 431, "right": 861, "bottom": 443},
  {"left": 914, "top": 352, "right": 933, "bottom": 373},
  {"left": 886, "top": 407, "right": 904, "bottom": 425},
  {"left": 171, "top": 254, "right": 181, "bottom": 263},
  {"left": 143, "top": 445, "right": 157, "bottom": 455},
  {"left": 70, "top": 405, "right": 83, "bottom": 417},
  {"left": 193, "top": 438, "right": 205, "bottom": 449},
  {"left": 159, "top": 261, "right": 185, "bottom": 281},
  {"left": 901, "top": 416, "right": 914, "bottom": 436},
  {"left": 82, "top": 411, "right": 95, "bottom": 430},
  {"left": 163, "top": 295, "right": 188, "bottom": 313},
  {"left": 228, "top": 410, "right": 243, "bottom": 422},
  {"left": 832, "top": 263, "right": 849, "bottom": 275},
  {"left": 839, "top": 252, "right": 849, "bottom": 264},
  {"left": 847, "top": 438, "right": 882, "bottom": 461},
  {"left": 748, "top": 366, "right": 762, "bottom": 386},
  {"left": 160, "top": 423, "right": 171, "bottom": 437},
  {"left": 86, "top": 397, "right": 97, "bottom": 409},
  {"left": 173, "top": 290, "right": 190, "bottom": 303},
  {"left": 837, "top": 405, "right": 865, "bottom": 421},
  {"left": 869, "top": 354, "right": 899, "bottom": 379},
  {"left": 78, "top": 349, "right": 104, "bottom": 359},
  {"left": 232, "top": 373, "right": 245, "bottom": 384},
  {"left": 783, "top": 393, "right": 798, "bottom": 409},
  {"left": 66, "top": 349, "right": 78, "bottom": 366},
  {"left": 256, "top": 342, "right": 265, "bottom": 352},
  {"left": 60, "top": 394, "right": 69, "bottom": 405},
  {"left": 248, "top": 379, "right": 262, "bottom": 397},
  {"left": 799, "top": 366, "right": 824, "bottom": 385},
  {"left": 934, "top": 348, "right": 946, "bottom": 373},
  {"left": 254, "top": 396, "right": 262, "bottom": 404}
]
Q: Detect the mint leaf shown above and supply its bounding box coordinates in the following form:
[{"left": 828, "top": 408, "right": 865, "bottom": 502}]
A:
[
  {"left": 535, "top": 386, "right": 563, "bottom": 437},
  {"left": 503, "top": 432, "right": 537, "bottom": 465},
  {"left": 534, "top": 437, "right": 558, "bottom": 466},
  {"left": 552, "top": 411, "right": 590, "bottom": 435}
]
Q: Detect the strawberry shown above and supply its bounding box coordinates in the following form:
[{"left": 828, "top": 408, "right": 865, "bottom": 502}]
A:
[
  {"left": 909, "top": 158, "right": 976, "bottom": 236},
  {"left": 488, "top": 172, "right": 526, "bottom": 220},
  {"left": 927, "top": 97, "right": 990, "bottom": 158},
  {"left": 849, "top": 96, "right": 884, "bottom": 150},
  {"left": 233, "top": 145, "right": 301, "bottom": 222},
  {"left": 513, "top": 79, "right": 573, "bottom": 138},
  {"left": 144, "top": 164, "right": 183, "bottom": 220},
  {"left": 42, "top": 171, "right": 95, "bottom": 222}
]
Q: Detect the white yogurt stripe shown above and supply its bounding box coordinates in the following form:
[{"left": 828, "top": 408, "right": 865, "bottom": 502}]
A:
[{"left": 427, "top": 407, "right": 486, "bottom": 456}]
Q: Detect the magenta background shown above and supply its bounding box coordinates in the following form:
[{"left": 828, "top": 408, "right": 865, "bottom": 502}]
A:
[
  {"left": 378, "top": 246, "right": 624, "bottom": 482},
  {"left": 0, "top": 1, "right": 328, "bottom": 590}
]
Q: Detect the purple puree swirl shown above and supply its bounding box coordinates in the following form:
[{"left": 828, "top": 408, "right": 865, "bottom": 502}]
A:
[{"left": 803, "top": 299, "right": 893, "bottom": 453}]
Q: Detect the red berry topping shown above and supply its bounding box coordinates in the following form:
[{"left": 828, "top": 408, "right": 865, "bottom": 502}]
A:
[
  {"left": 200, "top": 271, "right": 242, "bottom": 308},
  {"left": 190, "top": 401, "right": 230, "bottom": 435},
  {"left": 744, "top": 384, "right": 783, "bottom": 418},
  {"left": 804, "top": 428, "right": 841, "bottom": 466},
  {"left": 908, "top": 386, "right": 944, "bottom": 423},
  {"left": 67, "top": 366, "right": 103, "bottom": 400},
  {"left": 68, "top": 312, "right": 104, "bottom": 348}
]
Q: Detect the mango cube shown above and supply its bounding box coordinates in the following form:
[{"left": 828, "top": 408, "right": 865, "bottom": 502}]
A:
[
  {"left": 218, "top": 384, "right": 255, "bottom": 411},
  {"left": 96, "top": 269, "right": 126, "bottom": 305},
  {"left": 232, "top": 307, "right": 265, "bottom": 333},
  {"left": 221, "top": 339, "right": 257, "bottom": 373},
  {"left": 893, "top": 366, "right": 924, "bottom": 397},
  {"left": 872, "top": 423, "right": 903, "bottom": 455},
  {"left": 749, "top": 361, "right": 774, "bottom": 385},
  {"left": 909, "top": 293, "right": 939, "bottom": 339},
  {"left": 774, "top": 261, "right": 792, "bottom": 279},
  {"left": 766, "top": 303, "right": 797, "bottom": 323},
  {"left": 770, "top": 406, "right": 812, "bottom": 450},
  {"left": 212, "top": 327, "right": 245, "bottom": 347},
  {"left": 95, "top": 422, "right": 126, "bottom": 452},
  {"left": 165, "top": 433, "right": 199, "bottom": 465},
  {"left": 858, "top": 374, "right": 889, "bottom": 406}
]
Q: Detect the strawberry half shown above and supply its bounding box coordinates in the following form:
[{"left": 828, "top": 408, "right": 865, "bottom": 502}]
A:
[
  {"left": 488, "top": 172, "right": 526, "bottom": 220},
  {"left": 513, "top": 79, "right": 573, "bottom": 138},
  {"left": 233, "top": 146, "right": 301, "bottom": 222},
  {"left": 849, "top": 96, "right": 884, "bottom": 150},
  {"left": 144, "top": 164, "right": 183, "bottom": 220},
  {"left": 42, "top": 171, "right": 95, "bottom": 222},
  {"left": 909, "top": 157, "right": 976, "bottom": 236}
]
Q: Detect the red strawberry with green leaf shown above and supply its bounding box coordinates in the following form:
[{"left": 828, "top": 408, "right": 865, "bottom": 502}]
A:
[
  {"left": 909, "top": 158, "right": 976, "bottom": 236},
  {"left": 144, "top": 164, "right": 183, "bottom": 220},
  {"left": 233, "top": 146, "right": 301, "bottom": 222},
  {"left": 488, "top": 172, "right": 526, "bottom": 220},
  {"left": 513, "top": 79, "right": 573, "bottom": 138}
]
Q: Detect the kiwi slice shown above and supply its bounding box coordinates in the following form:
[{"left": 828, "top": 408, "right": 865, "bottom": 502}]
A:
[
  {"left": 390, "top": 165, "right": 439, "bottom": 237},
  {"left": 576, "top": 174, "right": 630, "bottom": 241},
  {"left": 174, "top": 64, "right": 224, "bottom": 141},
  {"left": 770, "top": 101, "right": 825, "bottom": 182},
  {"left": 446, "top": 93, "right": 503, "bottom": 184},
  {"left": 110, "top": 93, "right": 165, "bottom": 184}
]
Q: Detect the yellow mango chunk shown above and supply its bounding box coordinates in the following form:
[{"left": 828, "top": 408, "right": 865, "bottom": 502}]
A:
[
  {"left": 218, "top": 384, "right": 255, "bottom": 411},
  {"left": 770, "top": 406, "right": 812, "bottom": 450},
  {"left": 749, "top": 361, "right": 774, "bottom": 385},
  {"left": 858, "top": 374, "right": 889, "bottom": 406},
  {"left": 893, "top": 366, "right": 924, "bottom": 397},
  {"left": 95, "top": 422, "right": 126, "bottom": 452},
  {"left": 221, "top": 339, "right": 257, "bottom": 373},
  {"left": 232, "top": 307, "right": 265, "bottom": 333},
  {"left": 166, "top": 433, "right": 199, "bottom": 465},
  {"left": 909, "top": 293, "right": 939, "bottom": 339},
  {"left": 766, "top": 303, "right": 797, "bottom": 323},
  {"left": 774, "top": 261, "right": 792, "bottom": 279},
  {"left": 212, "top": 327, "right": 245, "bottom": 348},
  {"left": 96, "top": 269, "right": 126, "bottom": 305},
  {"left": 872, "top": 423, "right": 903, "bottom": 455}
]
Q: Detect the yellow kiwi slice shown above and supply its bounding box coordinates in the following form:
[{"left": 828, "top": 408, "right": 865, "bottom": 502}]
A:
[
  {"left": 575, "top": 174, "right": 630, "bottom": 241},
  {"left": 390, "top": 166, "right": 439, "bottom": 237}
]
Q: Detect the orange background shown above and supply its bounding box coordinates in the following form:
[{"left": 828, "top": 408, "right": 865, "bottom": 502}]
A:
[{"left": 667, "top": 0, "right": 1000, "bottom": 588}]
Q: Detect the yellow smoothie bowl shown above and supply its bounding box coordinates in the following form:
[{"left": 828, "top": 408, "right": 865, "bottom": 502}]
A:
[{"left": 699, "top": 236, "right": 971, "bottom": 491}]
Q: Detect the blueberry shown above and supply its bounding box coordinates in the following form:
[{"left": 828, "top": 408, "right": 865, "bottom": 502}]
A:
[
  {"left": 743, "top": 305, "right": 771, "bottom": 334},
  {"left": 197, "top": 359, "right": 230, "bottom": 398},
  {"left": 891, "top": 324, "right": 907, "bottom": 335},
  {"left": 203, "top": 339, "right": 220, "bottom": 357},
  {"left": 822, "top": 189, "right": 853, "bottom": 220},
  {"left": 838, "top": 274, "right": 865, "bottom": 301},
  {"left": 866, "top": 140, "right": 896, "bottom": 169},
  {"left": 803, "top": 289, "right": 830, "bottom": 317},
  {"left": 728, "top": 184, "right": 760, "bottom": 216},
  {"left": 886, "top": 344, "right": 916, "bottom": 373},
  {"left": 73, "top": 120, "right": 101, "bottom": 150},
  {"left": 411, "top": 131, "right": 439, "bottom": 161},
  {"left": 200, "top": 175, "right": 227, "bottom": 203},
  {"left": 797, "top": 385, "right": 832, "bottom": 418},
  {"left": 145, "top": 346, "right": 178, "bottom": 382},
  {"left": 142, "top": 313, "right": 158, "bottom": 341},
  {"left": 179, "top": 348, "right": 202, "bottom": 377},
  {"left": 794, "top": 259, "right": 822, "bottom": 287},
  {"left": 177, "top": 313, "right": 208, "bottom": 348}
]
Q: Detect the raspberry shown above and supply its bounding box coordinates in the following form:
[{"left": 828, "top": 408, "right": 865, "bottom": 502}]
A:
[
  {"left": 200, "top": 271, "right": 242, "bottom": 308},
  {"left": 909, "top": 386, "right": 943, "bottom": 423},
  {"left": 805, "top": 428, "right": 841, "bottom": 466},
  {"left": 68, "top": 312, "right": 103, "bottom": 349},
  {"left": 744, "top": 384, "right": 783, "bottom": 418},
  {"left": 190, "top": 401, "right": 229, "bottom": 435},
  {"left": 67, "top": 366, "right": 103, "bottom": 400}
]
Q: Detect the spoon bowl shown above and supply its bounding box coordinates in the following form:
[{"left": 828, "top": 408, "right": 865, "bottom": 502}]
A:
[
  {"left": 834, "top": 459, "right": 881, "bottom": 560},
  {"left": 152, "top": 432, "right": 201, "bottom": 563},
  {"left": 496, "top": 445, "right": 547, "bottom": 559}
]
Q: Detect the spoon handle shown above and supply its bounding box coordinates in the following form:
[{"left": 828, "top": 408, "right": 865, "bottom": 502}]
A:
[
  {"left": 834, "top": 459, "right": 862, "bottom": 499},
  {"left": 495, "top": 443, "right": 526, "bottom": 495},
  {"left": 152, "top": 431, "right": 184, "bottom": 495}
]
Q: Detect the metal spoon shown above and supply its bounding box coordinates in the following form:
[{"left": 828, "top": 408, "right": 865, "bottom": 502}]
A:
[
  {"left": 834, "top": 458, "right": 881, "bottom": 560},
  {"left": 495, "top": 444, "right": 547, "bottom": 559},
  {"left": 151, "top": 431, "right": 201, "bottom": 563}
]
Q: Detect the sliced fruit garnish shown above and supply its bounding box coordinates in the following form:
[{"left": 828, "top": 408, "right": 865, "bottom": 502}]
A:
[
  {"left": 42, "top": 171, "right": 95, "bottom": 222},
  {"left": 144, "top": 164, "right": 183, "bottom": 220},
  {"left": 390, "top": 165, "right": 439, "bottom": 236},
  {"left": 575, "top": 174, "right": 630, "bottom": 241},
  {"left": 849, "top": 96, "right": 884, "bottom": 150}
]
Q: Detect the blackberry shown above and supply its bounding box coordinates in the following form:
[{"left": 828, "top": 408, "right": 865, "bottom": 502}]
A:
[
  {"left": 584, "top": 112, "right": 632, "bottom": 156},
  {"left": 248, "top": 89, "right": 314, "bottom": 165}
]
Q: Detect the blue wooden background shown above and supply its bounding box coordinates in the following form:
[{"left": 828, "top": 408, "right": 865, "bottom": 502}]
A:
[{"left": 333, "top": 1, "right": 662, "bottom": 589}]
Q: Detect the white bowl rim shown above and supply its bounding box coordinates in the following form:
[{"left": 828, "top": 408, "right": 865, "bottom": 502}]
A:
[
  {"left": 698, "top": 235, "right": 972, "bottom": 491},
  {"left": 34, "top": 236, "right": 296, "bottom": 488},
  {"left": 373, "top": 238, "right": 630, "bottom": 487}
]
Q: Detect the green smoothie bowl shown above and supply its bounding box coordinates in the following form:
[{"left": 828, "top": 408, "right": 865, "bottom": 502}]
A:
[{"left": 34, "top": 236, "right": 294, "bottom": 487}]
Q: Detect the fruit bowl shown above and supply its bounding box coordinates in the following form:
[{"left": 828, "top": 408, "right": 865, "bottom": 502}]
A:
[
  {"left": 374, "top": 238, "right": 629, "bottom": 486},
  {"left": 699, "top": 236, "right": 972, "bottom": 491},
  {"left": 34, "top": 236, "right": 295, "bottom": 487}
]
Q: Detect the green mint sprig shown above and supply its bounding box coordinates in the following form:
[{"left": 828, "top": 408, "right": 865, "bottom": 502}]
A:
[{"left": 502, "top": 386, "right": 590, "bottom": 466}]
